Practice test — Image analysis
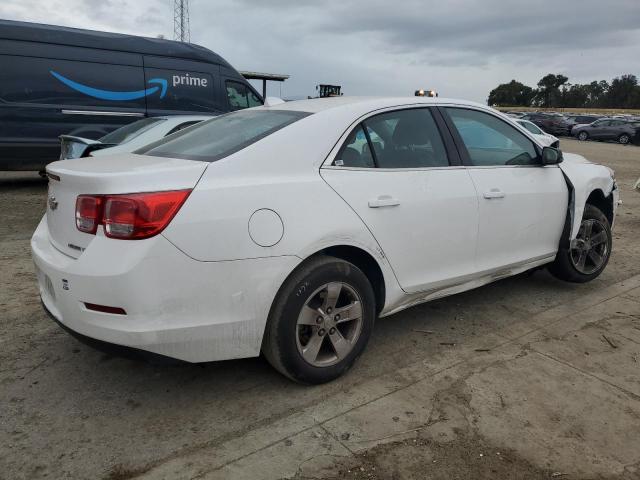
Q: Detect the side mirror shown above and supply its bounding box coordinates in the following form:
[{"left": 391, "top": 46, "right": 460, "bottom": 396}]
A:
[{"left": 541, "top": 146, "right": 563, "bottom": 165}]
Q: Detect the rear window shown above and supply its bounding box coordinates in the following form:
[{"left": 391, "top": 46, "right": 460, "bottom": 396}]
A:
[
  {"left": 99, "top": 118, "right": 165, "bottom": 144},
  {"left": 138, "top": 110, "right": 310, "bottom": 162}
]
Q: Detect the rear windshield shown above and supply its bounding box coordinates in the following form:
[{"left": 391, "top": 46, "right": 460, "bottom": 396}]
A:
[
  {"left": 138, "top": 110, "right": 310, "bottom": 162},
  {"left": 100, "top": 118, "right": 165, "bottom": 144}
]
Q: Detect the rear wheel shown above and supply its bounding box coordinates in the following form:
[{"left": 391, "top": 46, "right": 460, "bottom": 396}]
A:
[
  {"left": 618, "top": 134, "right": 630, "bottom": 145},
  {"left": 262, "top": 256, "right": 376, "bottom": 384},
  {"left": 549, "top": 204, "right": 611, "bottom": 283},
  {"left": 578, "top": 131, "right": 589, "bottom": 141}
]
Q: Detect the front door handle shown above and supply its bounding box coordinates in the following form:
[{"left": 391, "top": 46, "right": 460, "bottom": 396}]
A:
[
  {"left": 483, "top": 189, "right": 505, "bottom": 199},
  {"left": 368, "top": 195, "right": 400, "bottom": 208}
]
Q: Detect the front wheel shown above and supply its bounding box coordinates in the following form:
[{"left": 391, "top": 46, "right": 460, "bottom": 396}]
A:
[
  {"left": 262, "top": 256, "right": 376, "bottom": 384},
  {"left": 578, "top": 131, "right": 589, "bottom": 141},
  {"left": 549, "top": 204, "right": 612, "bottom": 283}
]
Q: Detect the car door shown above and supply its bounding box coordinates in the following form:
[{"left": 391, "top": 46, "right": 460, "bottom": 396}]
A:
[
  {"left": 589, "top": 119, "right": 609, "bottom": 139},
  {"left": 320, "top": 107, "right": 479, "bottom": 294},
  {"left": 441, "top": 107, "right": 568, "bottom": 273},
  {"left": 605, "top": 120, "right": 625, "bottom": 140}
]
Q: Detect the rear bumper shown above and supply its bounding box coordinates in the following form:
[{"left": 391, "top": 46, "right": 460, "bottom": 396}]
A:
[{"left": 31, "top": 216, "right": 300, "bottom": 362}]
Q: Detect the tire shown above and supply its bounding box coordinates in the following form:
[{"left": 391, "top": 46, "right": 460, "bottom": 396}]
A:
[
  {"left": 618, "top": 134, "right": 630, "bottom": 145},
  {"left": 262, "top": 255, "right": 376, "bottom": 384},
  {"left": 549, "top": 204, "right": 612, "bottom": 283},
  {"left": 578, "top": 131, "right": 589, "bottom": 141}
]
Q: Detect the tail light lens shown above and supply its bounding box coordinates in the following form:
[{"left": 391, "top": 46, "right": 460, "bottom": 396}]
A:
[
  {"left": 75, "top": 190, "right": 191, "bottom": 240},
  {"left": 76, "top": 195, "right": 104, "bottom": 234}
]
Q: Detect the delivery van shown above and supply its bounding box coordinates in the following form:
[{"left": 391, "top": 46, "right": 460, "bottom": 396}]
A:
[{"left": 0, "top": 20, "right": 262, "bottom": 170}]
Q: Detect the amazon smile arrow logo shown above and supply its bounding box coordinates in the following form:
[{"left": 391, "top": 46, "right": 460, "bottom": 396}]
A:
[{"left": 50, "top": 71, "right": 167, "bottom": 101}]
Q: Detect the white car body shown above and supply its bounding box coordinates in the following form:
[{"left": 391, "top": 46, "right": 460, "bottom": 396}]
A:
[
  {"left": 32, "top": 97, "right": 618, "bottom": 366},
  {"left": 515, "top": 119, "right": 560, "bottom": 147},
  {"left": 90, "top": 115, "right": 212, "bottom": 157}
]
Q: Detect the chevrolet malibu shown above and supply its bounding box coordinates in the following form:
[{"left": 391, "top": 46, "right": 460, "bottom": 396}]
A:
[{"left": 32, "top": 97, "right": 618, "bottom": 384}]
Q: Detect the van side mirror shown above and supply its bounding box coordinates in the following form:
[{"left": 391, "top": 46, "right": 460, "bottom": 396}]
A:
[{"left": 541, "top": 146, "right": 563, "bottom": 165}]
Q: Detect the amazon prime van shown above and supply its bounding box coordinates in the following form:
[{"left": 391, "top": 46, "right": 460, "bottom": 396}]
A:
[{"left": 0, "top": 20, "right": 262, "bottom": 170}]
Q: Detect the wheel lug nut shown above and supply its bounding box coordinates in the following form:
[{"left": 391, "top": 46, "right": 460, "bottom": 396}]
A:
[
  {"left": 334, "top": 314, "right": 340, "bottom": 321},
  {"left": 327, "top": 307, "right": 332, "bottom": 314},
  {"left": 329, "top": 327, "right": 336, "bottom": 335},
  {"left": 318, "top": 328, "right": 326, "bottom": 336},
  {"left": 316, "top": 316, "right": 323, "bottom": 324}
]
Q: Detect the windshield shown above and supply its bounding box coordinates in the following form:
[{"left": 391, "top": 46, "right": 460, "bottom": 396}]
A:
[
  {"left": 138, "top": 110, "right": 311, "bottom": 162},
  {"left": 99, "top": 118, "right": 165, "bottom": 144}
]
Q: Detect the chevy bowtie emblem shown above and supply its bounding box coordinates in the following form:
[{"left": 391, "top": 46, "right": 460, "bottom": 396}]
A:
[{"left": 48, "top": 195, "right": 58, "bottom": 210}]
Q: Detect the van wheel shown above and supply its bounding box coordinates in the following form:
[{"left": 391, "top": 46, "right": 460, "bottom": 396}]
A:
[
  {"left": 549, "top": 204, "right": 612, "bottom": 283},
  {"left": 262, "top": 256, "right": 375, "bottom": 384}
]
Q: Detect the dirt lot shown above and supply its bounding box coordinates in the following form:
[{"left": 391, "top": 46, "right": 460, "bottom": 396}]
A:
[{"left": 1, "top": 139, "right": 639, "bottom": 480}]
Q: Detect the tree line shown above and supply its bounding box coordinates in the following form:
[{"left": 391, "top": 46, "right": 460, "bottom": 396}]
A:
[{"left": 488, "top": 74, "right": 640, "bottom": 109}]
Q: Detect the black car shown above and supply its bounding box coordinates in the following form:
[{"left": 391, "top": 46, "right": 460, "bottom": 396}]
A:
[
  {"left": 521, "top": 112, "right": 571, "bottom": 136},
  {"left": 0, "top": 20, "right": 262, "bottom": 170},
  {"left": 572, "top": 119, "right": 639, "bottom": 144}
]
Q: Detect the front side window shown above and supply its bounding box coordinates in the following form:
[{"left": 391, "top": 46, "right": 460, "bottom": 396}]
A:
[
  {"left": 138, "top": 110, "right": 309, "bottom": 162},
  {"left": 446, "top": 108, "right": 538, "bottom": 166},
  {"left": 226, "top": 81, "right": 262, "bottom": 110}
]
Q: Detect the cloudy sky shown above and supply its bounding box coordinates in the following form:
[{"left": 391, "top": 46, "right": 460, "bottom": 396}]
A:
[{"left": 2, "top": 0, "right": 639, "bottom": 102}]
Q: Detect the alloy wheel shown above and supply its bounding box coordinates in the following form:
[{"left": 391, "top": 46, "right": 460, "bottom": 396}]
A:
[
  {"left": 295, "top": 282, "right": 364, "bottom": 367},
  {"left": 570, "top": 219, "right": 610, "bottom": 275},
  {"left": 619, "top": 134, "right": 630, "bottom": 144},
  {"left": 578, "top": 132, "right": 588, "bottom": 141}
]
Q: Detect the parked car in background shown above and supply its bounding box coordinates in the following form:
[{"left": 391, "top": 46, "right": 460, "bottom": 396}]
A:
[
  {"left": 572, "top": 118, "right": 638, "bottom": 144},
  {"left": 0, "top": 20, "right": 262, "bottom": 171},
  {"left": 59, "top": 115, "right": 211, "bottom": 159},
  {"left": 522, "top": 112, "right": 571, "bottom": 136},
  {"left": 565, "top": 114, "right": 603, "bottom": 130},
  {"left": 33, "top": 97, "right": 617, "bottom": 384},
  {"left": 516, "top": 119, "right": 560, "bottom": 147}
]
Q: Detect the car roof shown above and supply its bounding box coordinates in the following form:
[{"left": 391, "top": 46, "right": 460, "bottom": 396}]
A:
[
  {"left": 0, "top": 19, "right": 234, "bottom": 68},
  {"left": 266, "top": 96, "right": 491, "bottom": 115}
]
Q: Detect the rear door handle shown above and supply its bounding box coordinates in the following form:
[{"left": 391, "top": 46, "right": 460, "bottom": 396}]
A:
[
  {"left": 368, "top": 195, "right": 400, "bottom": 208},
  {"left": 483, "top": 189, "right": 505, "bottom": 199}
]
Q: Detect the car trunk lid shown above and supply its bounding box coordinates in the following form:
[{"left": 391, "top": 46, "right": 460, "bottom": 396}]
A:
[{"left": 45, "top": 153, "right": 207, "bottom": 258}]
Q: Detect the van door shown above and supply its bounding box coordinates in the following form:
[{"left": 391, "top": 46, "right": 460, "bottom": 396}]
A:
[
  {"left": 143, "top": 56, "right": 223, "bottom": 117},
  {"left": 0, "top": 40, "right": 145, "bottom": 170}
]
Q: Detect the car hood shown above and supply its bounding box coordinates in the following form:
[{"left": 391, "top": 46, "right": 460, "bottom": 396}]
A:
[{"left": 561, "top": 152, "right": 592, "bottom": 165}]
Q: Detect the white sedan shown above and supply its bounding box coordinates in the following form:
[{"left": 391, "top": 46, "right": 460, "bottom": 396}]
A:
[
  {"left": 59, "top": 115, "right": 211, "bottom": 159},
  {"left": 32, "top": 97, "right": 618, "bottom": 383},
  {"left": 515, "top": 119, "right": 560, "bottom": 148}
]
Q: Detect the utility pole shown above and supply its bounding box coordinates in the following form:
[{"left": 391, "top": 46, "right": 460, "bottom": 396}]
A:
[{"left": 173, "top": 0, "right": 190, "bottom": 43}]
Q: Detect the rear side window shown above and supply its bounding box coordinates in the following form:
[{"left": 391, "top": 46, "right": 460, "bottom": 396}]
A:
[
  {"left": 0, "top": 55, "right": 145, "bottom": 109},
  {"left": 364, "top": 109, "right": 449, "bottom": 168},
  {"left": 138, "top": 110, "right": 310, "bottom": 162},
  {"left": 226, "top": 81, "right": 262, "bottom": 110},
  {"left": 335, "top": 126, "right": 375, "bottom": 168},
  {"left": 99, "top": 118, "right": 164, "bottom": 144},
  {"left": 446, "top": 108, "right": 538, "bottom": 166}
]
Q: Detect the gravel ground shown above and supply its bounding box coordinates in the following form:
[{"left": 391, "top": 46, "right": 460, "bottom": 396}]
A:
[{"left": 1, "top": 138, "right": 639, "bottom": 480}]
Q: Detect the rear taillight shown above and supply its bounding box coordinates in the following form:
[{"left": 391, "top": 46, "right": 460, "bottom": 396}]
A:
[
  {"left": 76, "top": 195, "right": 104, "bottom": 234},
  {"left": 75, "top": 190, "right": 191, "bottom": 240}
]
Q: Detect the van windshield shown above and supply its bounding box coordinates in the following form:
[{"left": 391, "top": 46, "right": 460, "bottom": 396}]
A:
[
  {"left": 100, "top": 118, "right": 165, "bottom": 144},
  {"left": 138, "top": 110, "right": 310, "bottom": 162}
]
